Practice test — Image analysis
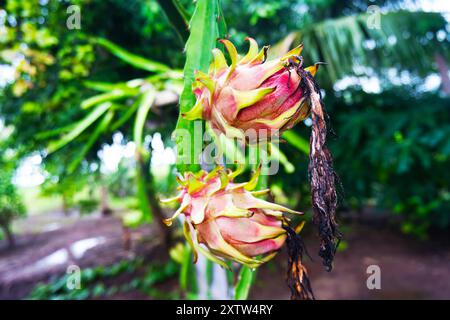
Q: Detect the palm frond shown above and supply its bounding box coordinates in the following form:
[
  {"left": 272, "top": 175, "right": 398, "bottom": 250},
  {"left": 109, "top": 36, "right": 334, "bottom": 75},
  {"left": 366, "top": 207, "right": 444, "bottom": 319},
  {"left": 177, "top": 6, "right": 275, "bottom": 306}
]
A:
[{"left": 275, "top": 11, "right": 449, "bottom": 88}]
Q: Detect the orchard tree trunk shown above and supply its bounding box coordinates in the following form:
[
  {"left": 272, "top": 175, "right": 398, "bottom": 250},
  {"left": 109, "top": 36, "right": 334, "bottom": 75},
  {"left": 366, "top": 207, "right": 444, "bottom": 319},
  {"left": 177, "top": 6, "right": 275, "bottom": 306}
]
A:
[
  {"left": 122, "top": 225, "right": 132, "bottom": 251},
  {"left": 62, "top": 195, "right": 70, "bottom": 216},
  {"left": 1, "top": 223, "right": 15, "bottom": 249},
  {"left": 137, "top": 154, "right": 172, "bottom": 247},
  {"left": 435, "top": 53, "right": 450, "bottom": 94},
  {"left": 100, "top": 184, "right": 112, "bottom": 216}
]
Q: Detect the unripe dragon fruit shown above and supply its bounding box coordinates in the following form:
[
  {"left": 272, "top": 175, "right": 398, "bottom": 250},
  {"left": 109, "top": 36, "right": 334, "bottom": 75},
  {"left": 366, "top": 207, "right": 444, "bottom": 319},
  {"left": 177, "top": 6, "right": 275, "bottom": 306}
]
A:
[
  {"left": 161, "top": 166, "right": 302, "bottom": 268},
  {"left": 183, "top": 37, "right": 320, "bottom": 141}
]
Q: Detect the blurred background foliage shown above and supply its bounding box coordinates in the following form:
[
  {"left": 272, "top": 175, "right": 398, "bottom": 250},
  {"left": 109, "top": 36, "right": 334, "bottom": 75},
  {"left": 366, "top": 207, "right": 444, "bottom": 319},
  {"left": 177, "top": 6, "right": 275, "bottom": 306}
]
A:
[
  {"left": 0, "top": 168, "right": 25, "bottom": 248},
  {"left": 0, "top": 0, "right": 449, "bottom": 244}
]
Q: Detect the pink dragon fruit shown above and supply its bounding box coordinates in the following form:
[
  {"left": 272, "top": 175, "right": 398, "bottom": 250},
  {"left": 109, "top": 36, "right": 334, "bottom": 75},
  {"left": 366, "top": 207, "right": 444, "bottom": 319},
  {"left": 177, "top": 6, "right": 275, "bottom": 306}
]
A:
[
  {"left": 161, "top": 166, "right": 302, "bottom": 268},
  {"left": 182, "top": 37, "right": 319, "bottom": 142}
]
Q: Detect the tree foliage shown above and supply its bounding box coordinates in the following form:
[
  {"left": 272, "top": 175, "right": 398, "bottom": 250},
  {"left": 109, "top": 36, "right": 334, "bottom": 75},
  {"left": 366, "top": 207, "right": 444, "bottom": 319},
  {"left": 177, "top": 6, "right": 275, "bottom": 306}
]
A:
[
  {"left": 1, "top": 0, "right": 449, "bottom": 238},
  {"left": 329, "top": 88, "right": 450, "bottom": 235},
  {"left": 0, "top": 169, "right": 25, "bottom": 246}
]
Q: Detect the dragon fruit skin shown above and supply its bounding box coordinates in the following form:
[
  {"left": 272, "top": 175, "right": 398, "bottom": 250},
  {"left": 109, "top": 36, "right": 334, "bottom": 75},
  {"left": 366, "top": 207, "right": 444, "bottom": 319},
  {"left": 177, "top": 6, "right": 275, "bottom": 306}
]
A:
[
  {"left": 161, "top": 166, "right": 302, "bottom": 268},
  {"left": 183, "top": 37, "right": 319, "bottom": 141}
]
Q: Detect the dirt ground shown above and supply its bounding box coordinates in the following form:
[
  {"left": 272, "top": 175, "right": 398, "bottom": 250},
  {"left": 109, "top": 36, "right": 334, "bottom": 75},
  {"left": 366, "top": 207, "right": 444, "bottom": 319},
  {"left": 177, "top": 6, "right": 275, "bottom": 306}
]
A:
[
  {"left": 253, "top": 223, "right": 450, "bottom": 299},
  {"left": 0, "top": 211, "right": 449, "bottom": 300},
  {"left": 0, "top": 212, "right": 161, "bottom": 299}
]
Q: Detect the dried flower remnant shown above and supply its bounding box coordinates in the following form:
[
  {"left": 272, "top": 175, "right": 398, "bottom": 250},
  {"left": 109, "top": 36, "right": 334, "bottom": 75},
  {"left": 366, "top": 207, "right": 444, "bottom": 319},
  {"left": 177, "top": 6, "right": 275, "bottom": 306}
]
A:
[
  {"left": 303, "top": 69, "right": 341, "bottom": 272},
  {"left": 284, "top": 224, "right": 315, "bottom": 300}
]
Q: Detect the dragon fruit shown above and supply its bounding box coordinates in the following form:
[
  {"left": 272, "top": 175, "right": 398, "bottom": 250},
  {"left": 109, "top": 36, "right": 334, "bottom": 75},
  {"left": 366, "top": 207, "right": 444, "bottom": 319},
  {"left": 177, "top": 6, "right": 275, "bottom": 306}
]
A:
[
  {"left": 182, "top": 37, "right": 319, "bottom": 142},
  {"left": 161, "top": 166, "right": 302, "bottom": 268}
]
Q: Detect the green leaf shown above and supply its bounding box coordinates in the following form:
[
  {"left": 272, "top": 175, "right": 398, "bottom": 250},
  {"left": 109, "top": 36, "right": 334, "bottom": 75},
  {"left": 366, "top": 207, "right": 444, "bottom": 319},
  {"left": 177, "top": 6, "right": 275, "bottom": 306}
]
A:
[
  {"left": 179, "top": 244, "right": 198, "bottom": 296},
  {"left": 136, "top": 165, "right": 152, "bottom": 223},
  {"left": 81, "top": 89, "right": 137, "bottom": 109},
  {"left": 217, "top": 0, "right": 228, "bottom": 37},
  {"left": 133, "top": 89, "right": 156, "bottom": 150},
  {"left": 270, "top": 144, "right": 295, "bottom": 173},
  {"left": 83, "top": 80, "right": 134, "bottom": 93},
  {"left": 205, "top": 259, "right": 214, "bottom": 299},
  {"left": 206, "top": 124, "right": 247, "bottom": 166},
  {"left": 95, "top": 37, "right": 170, "bottom": 73},
  {"left": 248, "top": 144, "right": 269, "bottom": 190},
  {"left": 156, "top": 0, "right": 190, "bottom": 43},
  {"left": 122, "top": 210, "right": 144, "bottom": 228},
  {"left": 109, "top": 99, "right": 141, "bottom": 132},
  {"left": 175, "top": 0, "right": 226, "bottom": 173},
  {"left": 220, "top": 134, "right": 246, "bottom": 165},
  {"left": 287, "top": 11, "right": 449, "bottom": 86},
  {"left": 47, "top": 102, "right": 113, "bottom": 154},
  {"left": 83, "top": 79, "right": 148, "bottom": 93},
  {"left": 67, "top": 110, "right": 114, "bottom": 174},
  {"left": 180, "top": 244, "right": 191, "bottom": 291},
  {"left": 133, "top": 89, "right": 157, "bottom": 222},
  {"left": 36, "top": 123, "right": 76, "bottom": 140},
  {"left": 283, "top": 130, "right": 310, "bottom": 155},
  {"left": 234, "top": 266, "right": 256, "bottom": 300},
  {"left": 172, "top": 0, "right": 190, "bottom": 23}
]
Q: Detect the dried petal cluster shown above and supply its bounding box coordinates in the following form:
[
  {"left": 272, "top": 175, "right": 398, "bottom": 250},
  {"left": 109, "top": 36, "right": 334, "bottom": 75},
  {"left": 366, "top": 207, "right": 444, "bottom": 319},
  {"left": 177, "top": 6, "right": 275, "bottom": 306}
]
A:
[
  {"left": 161, "top": 166, "right": 302, "bottom": 268},
  {"left": 183, "top": 38, "right": 319, "bottom": 141}
]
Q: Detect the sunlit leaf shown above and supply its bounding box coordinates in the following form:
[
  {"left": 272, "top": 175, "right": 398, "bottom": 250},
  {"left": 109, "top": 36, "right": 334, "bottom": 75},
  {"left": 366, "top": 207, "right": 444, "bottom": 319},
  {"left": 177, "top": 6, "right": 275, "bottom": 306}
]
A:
[
  {"left": 67, "top": 110, "right": 114, "bottom": 174},
  {"left": 275, "top": 11, "right": 449, "bottom": 87},
  {"left": 122, "top": 210, "right": 144, "bottom": 228},
  {"left": 81, "top": 89, "right": 138, "bottom": 109},
  {"left": 95, "top": 37, "right": 170, "bottom": 73},
  {"left": 283, "top": 130, "right": 310, "bottom": 155},
  {"left": 47, "top": 102, "right": 113, "bottom": 153},
  {"left": 133, "top": 89, "right": 157, "bottom": 222},
  {"left": 83, "top": 80, "right": 137, "bottom": 93},
  {"left": 36, "top": 123, "right": 76, "bottom": 140},
  {"left": 109, "top": 99, "right": 141, "bottom": 132},
  {"left": 270, "top": 144, "right": 295, "bottom": 173},
  {"left": 136, "top": 169, "right": 153, "bottom": 223},
  {"left": 134, "top": 89, "right": 156, "bottom": 149},
  {"left": 156, "top": 0, "right": 190, "bottom": 43},
  {"left": 180, "top": 244, "right": 192, "bottom": 291}
]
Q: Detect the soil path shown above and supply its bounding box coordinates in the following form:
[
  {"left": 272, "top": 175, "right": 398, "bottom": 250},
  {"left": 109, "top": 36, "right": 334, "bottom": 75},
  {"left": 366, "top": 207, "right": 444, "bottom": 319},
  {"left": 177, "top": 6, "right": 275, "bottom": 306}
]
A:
[
  {"left": 1, "top": 213, "right": 449, "bottom": 299},
  {"left": 0, "top": 212, "right": 159, "bottom": 299},
  {"left": 253, "top": 224, "right": 450, "bottom": 300}
]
